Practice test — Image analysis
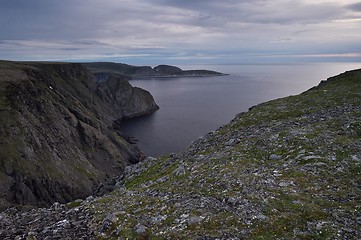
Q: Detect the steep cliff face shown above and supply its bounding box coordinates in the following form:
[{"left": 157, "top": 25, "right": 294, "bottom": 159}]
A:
[
  {"left": 153, "top": 65, "right": 183, "bottom": 75},
  {"left": 0, "top": 61, "right": 158, "bottom": 208},
  {"left": 94, "top": 72, "right": 159, "bottom": 119}
]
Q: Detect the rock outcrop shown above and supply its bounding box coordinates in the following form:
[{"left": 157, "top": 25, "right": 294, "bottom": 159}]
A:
[{"left": 0, "top": 61, "right": 158, "bottom": 209}]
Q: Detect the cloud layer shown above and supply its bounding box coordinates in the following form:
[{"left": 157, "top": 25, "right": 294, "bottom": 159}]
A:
[{"left": 0, "top": 0, "right": 360, "bottom": 63}]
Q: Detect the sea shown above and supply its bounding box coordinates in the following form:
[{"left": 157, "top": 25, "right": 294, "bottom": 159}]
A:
[{"left": 121, "top": 62, "right": 361, "bottom": 157}]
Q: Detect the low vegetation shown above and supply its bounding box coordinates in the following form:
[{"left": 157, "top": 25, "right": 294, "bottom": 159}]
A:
[{"left": 88, "top": 69, "right": 360, "bottom": 239}]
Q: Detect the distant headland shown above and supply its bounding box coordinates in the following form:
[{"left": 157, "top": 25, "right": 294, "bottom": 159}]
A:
[{"left": 82, "top": 62, "right": 227, "bottom": 79}]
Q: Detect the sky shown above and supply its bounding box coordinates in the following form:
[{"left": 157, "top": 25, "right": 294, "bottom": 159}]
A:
[{"left": 0, "top": 0, "right": 360, "bottom": 64}]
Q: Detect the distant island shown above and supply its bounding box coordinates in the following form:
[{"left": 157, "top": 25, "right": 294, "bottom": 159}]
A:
[{"left": 83, "top": 62, "right": 227, "bottom": 79}]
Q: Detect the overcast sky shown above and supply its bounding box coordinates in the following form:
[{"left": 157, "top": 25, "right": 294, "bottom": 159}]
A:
[{"left": 0, "top": 0, "right": 360, "bottom": 64}]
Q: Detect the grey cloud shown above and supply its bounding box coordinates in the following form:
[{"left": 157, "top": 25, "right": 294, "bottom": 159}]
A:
[
  {"left": 149, "top": 0, "right": 346, "bottom": 24},
  {"left": 0, "top": 0, "right": 360, "bottom": 63},
  {"left": 1, "top": 0, "right": 196, "bottom": 41},
  {"left": 347, "top": 2, "right": 361, "bottom": 11},
  {"left": 0, "top": 0, "right": 347, "bottom": 42},
  {"left": 60, "top": 48, "right": 84, "bottom": 51}
]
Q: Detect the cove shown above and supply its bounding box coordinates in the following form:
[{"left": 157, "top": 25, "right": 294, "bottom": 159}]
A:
[{"left": 121, "top": 62, "right": 361, "bottom": 156}]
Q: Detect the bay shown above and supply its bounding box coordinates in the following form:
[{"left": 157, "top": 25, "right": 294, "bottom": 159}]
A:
[{"left": 121, "top": 62, "right": 360, "bottom": 157}]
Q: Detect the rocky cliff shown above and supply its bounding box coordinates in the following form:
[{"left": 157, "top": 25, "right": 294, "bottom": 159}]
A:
[
  {"left": 94, "top": 72, "right": 159, "bottom": 119},
  {"left": 83, "top": 62, "right": 226, "bottom": 78},
  {"left": 0, "top": 61, "right": 158, "bottom": 209},
  {"left": 1, "top": 68, "right": 360, "bottom": 239}
]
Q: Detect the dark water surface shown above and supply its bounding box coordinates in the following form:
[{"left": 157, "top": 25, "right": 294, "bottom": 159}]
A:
[{"left": 122, "top": 63, "right": 361, "bottom": 156}]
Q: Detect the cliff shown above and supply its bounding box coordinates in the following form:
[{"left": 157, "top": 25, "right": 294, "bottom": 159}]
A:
[
  {"left": 83, "top": 62, "right": 226, "bottom": 78},
  {"left": 1, "top": 68, "right": 360, "bottom": 239},
  {"left": 0, "top": 61, "right": 158, "bottom": 209},
  {"left": 94, "top": 72, "right": 159, "bottom": 119}
]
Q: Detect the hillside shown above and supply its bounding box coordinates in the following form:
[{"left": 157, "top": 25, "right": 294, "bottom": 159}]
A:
[
  {"left": 83, "top": 62, "right": 226, "bottom": 78},
  {"left": 1, "top": 68, "right": 360, "bottom": 239},
  {"left": 0, "top": 61, "right": 158, "bottom": 209}
]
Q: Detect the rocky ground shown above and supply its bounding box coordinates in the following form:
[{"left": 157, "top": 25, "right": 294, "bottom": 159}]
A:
[{"left": 0, "top": 69, "right": 360, "bottom": 239}]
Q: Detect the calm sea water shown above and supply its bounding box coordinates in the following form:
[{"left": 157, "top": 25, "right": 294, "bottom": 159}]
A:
[{"left": 121, "top": 63, "right": 361, "bottom": 157}]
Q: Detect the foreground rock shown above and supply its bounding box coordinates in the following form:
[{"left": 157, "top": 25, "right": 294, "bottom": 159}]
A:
[
  {"left": 1, "top": 69, "right": 360, "bottom": 239},
  {"left": 0, "top": 61, "right": 158, "bottom": 209}
]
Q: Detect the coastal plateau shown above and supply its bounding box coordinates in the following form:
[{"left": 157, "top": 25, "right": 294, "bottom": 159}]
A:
[{"left": 0, "top": 67, "right": 360, "bottom": 239}]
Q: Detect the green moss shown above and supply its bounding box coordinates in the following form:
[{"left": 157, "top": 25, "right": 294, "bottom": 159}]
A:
[
  {"left": 66, "top": 201, "right": 82, "bottom": 208},
  {"left": 253, "top": 192, "right": 331, "bottom": 238},
  {"left": 111, "top": 132, "right": 128, "bottom": 146},
  {"left": 124, "top": 156, "right": 176, "bottom": 189},
  {"left": 350, "top": 121, "right": 361, "bottom": 137},
  {"left": 349, "top": 162, "right": 361, "bottom": 176}
]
